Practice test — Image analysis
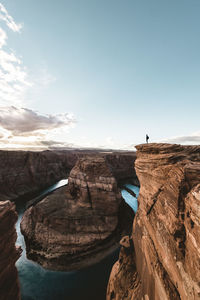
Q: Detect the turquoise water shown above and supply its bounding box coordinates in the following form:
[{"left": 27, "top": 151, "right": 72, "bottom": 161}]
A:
[
  {"left": 15, "top": 180, "right": 139, "bottom": 300},
  {"left": 121, "top": 184, "right": 140, "bottom": 213}
]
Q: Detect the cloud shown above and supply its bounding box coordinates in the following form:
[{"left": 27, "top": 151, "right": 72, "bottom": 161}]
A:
[
  {"left": 0, "top": 4, "right": 56, "bottom": 107},
  {"left": 0, "top": 27, "right": 31, "bottom": 106},
  {"left": 162, "top": 134, "right": 200, "bottom": 145},
  {"left": 0, "top": 106, "right": 76, "bottom": 135},
  {"left": 0, "top": 4, "right": 32, "bottom": 106},
  {"left": 0, "top": 106, "right": 77, "bottom": 150},
  {"left": 0, "top": 3, "right": 22, "bottom": 32},
  {"left": 0, "top": 137, "right": 75, "bottom": 150},
  {"left": 0, "top": 26, "right": 6, "bottom": 47}
]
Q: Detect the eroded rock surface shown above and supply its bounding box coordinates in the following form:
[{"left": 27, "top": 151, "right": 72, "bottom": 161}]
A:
[
  {"left": 107, "top": 236, "right": 141, "bottom": 300},
  {"left": 107, "top": 144, "right": 200, "bottom": 300},
  {"left": 0, "top": 201, "right": 21, "bottom": 300},
  {"left": 0, "top": 150, "right": 137, "bottom": 202},
  {"left": 21, "top": 156, "right": 134, "bottom": 271},
  {"left": 0, "top": 150, "right": 77, "bottom": 201}
]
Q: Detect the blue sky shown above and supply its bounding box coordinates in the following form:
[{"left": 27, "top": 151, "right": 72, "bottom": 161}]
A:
[{"left": 0, "top": 0, "right": 200, "bottom": 150}]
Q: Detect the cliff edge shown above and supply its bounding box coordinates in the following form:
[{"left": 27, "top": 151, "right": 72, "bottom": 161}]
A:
[
  {"left": 107, "top": 143, "right": 200, "bottom": 300},
  {"left": 0, "top": 201, "right": 21, "bottom": 300}
]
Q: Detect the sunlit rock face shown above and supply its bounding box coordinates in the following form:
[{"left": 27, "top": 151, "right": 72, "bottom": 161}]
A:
[
  {"left": 21, "top": 156, "right": 134, "bottom": 271},
  {"left": 107, "top": 236, "right": 141, "bottom": 300},
  {"left": 0, "top": 201, "right": 21, "bottom": 300},
  {"left": 107, "top": 144, "right": 200, "bottom": 300}
]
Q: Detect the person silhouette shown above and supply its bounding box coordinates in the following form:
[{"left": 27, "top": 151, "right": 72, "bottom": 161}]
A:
[{"left": 146, "top": 134, "right": 149, "bottom": 144}]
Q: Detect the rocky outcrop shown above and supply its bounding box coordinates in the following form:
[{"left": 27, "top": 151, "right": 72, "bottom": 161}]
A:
[
  {"left": 105, "top": 153, "right": 138, "bottom": 186},
  {"left": 0, "top": 150, "right": 77, "bottom": 201},
  {"left": 0, "top": 150, "right": 137, "bottom": 202},
  {"left": 0, "top": 201, "right": 21, "bottom": 300},
  {"left": 107, "top": 236, "right": 141, "bottom": 300},
  {"left": 107, "top": 143, "right": 200, "bottom": 300},
  {"left": 21, "top": 156, "right": 134, "bottom": 271}
]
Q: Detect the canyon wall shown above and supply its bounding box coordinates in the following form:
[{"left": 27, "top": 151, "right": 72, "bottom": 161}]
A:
[
  {"left": 0, "top": 201, "right": 21, "bottom": 300},
  {"left": 105, "top": 153, "right": 138, "bottom": 186},
  {"left": 0, "top": 150, "right": 137, "bottom": 202},
  {"left": 21, "top": 156, "right": 134, "bottom": 271},
  {"left": 0, "top": 150, "right": 77, "bottom": 201},
  {"left": 107, "top": 144, "right": 200, "bottom": 300}
]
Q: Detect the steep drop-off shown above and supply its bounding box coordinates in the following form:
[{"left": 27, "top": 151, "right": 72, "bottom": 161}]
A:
[
  {"left": 0, "top": 150, "right": 77, "bottom": 201},
  {"left": 21, "top": 156, "right": 134, "bottom": 271},
  {"left": 0, "top": 150, "right": 137, "bottom": 202},
  {"left": 0, "top": 201, "right": 21, "bottom": 300},
  {"left": 107, "top": 144, "right": 200, "bottom": 300}
]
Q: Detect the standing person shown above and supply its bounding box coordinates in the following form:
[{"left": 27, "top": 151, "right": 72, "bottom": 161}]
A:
[{"left": 146, "top": 134, "right": 149, "bottom": 144}]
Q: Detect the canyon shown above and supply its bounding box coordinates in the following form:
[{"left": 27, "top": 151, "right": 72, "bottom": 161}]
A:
[
  {"left": 0, "top": 149, "right": 137, "bottom": 299},
  {"left": 107, "top": 143, "right": 200, "bottom": 300},
  {"left": 0, "top": 149, "right": 137, "bottom": 202},
  {"left": 1, "top": 144, "right": 200, "bottom": 300},
  {"left": 20, "top": 156, "right": 134, "bottom": 271}
]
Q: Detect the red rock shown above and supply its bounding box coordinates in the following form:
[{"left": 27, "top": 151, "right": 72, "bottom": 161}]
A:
[
  {"left": 0, "top": 201, "right": 21, "bottom": 300},
  {"left": 107, "top": 144, "right": 200, "bottom": 300},
  {"left": 21, "top": 156, "right": 134, "bottom": 271},
  {"left": 0, "top": 150, "right": 137, "bottom": 201}
]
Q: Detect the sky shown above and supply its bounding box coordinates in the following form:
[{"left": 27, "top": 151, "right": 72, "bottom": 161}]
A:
[{"left": 0, "top": 0, "right": 200, "bottom": 150}]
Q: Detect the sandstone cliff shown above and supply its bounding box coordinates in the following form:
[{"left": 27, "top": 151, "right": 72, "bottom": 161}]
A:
[
  {"left": 107, "top": 144, "right": 200, "bottom": 300},
  {"left": 0, "top": 150, "right": 137, "bottom": 202},
  {"left": 0, "top": 201, "right": 21, "bottom": 300},
  {"left": 105, "top": 153, "right": 138, "bottom": 186},
  {"left": 21, "top": 156, "right": 134, "bottom": 271},
  {"left": 0, "top": 150, "right": 76, "bottom": 201}
]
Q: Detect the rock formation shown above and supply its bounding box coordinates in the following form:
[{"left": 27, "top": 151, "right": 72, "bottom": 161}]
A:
[
  {"left": 21, "top": 156, "right": 134, "bottom": 271},
  {"left": 0, "top": 150, "right": 137, "bottom": 202},
  {"left": 105, "top": 153, "right": 138, "bottom": 186},
  {"left": 0, "top": 150, "right": 79, "bottom": 201},
  {"left": 107, "top": 143, "right": 200, "bottom": 300},
  {"left": 0, "top": 201, "right": 21, "bottom": 300}
]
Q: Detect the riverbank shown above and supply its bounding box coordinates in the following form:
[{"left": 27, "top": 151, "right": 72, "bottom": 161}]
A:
[{"left": 15, "top": 180, "right": 138, "bottom": 300}]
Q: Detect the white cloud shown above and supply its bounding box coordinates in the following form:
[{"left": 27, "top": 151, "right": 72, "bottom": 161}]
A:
[
  {"left": 0, "top": 4, "right": 31, "bottom": 106},
  {"left": 0, "top": 3, "right": 32, "bottom": 106},
  {"left": 0, "top": 106, "right": 76, "bottom": 135},
  {"left": 162, "top": 133, "right": 200, "bottom": 145},
  {"left": 0, "top": 34, "right": 31, "bottom": 106},
  {"left": 0, "top": 106, "right": 77, "bottom": 150},
  {"left": 0, "top": 26, "right": 6, "bottom": 47},
  {"left": 0, "top": 3, "right": 22, "bottom": 32}
]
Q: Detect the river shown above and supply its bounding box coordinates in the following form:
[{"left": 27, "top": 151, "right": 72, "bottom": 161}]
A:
[{"left": 15, "top": 179, "right": 139, "bottom": 300}]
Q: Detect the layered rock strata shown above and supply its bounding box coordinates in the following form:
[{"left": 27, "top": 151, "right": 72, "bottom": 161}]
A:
[
  {"left": 21, "top": 156, "right": 134, "bottom": 271},
  {"left": 107, "top": 236, "right": 141, "bottom": 300},
  {"left": 0, "top": 150, "right": 137, "bottom": 202},
  {"left": 0, "top": 201, "right": 21, "bottom": 300},
  {"left": 0, "top": 150, "right": 76, "bottom": 201},
  {"left": 107, "top": 143, "right": 200, "bottom": 300},
  {"left": 105, "top": 153, "right": 139, "bottom": 186}
]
